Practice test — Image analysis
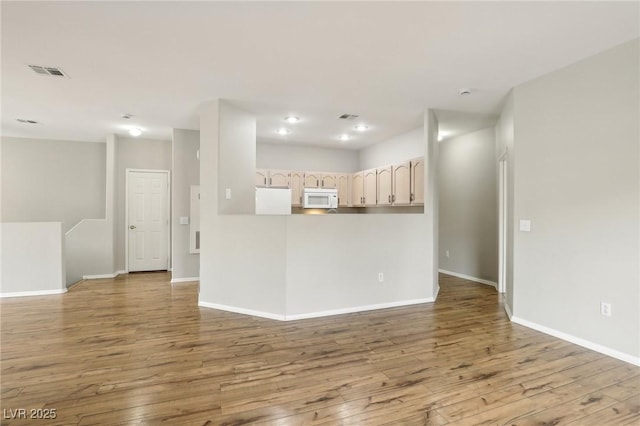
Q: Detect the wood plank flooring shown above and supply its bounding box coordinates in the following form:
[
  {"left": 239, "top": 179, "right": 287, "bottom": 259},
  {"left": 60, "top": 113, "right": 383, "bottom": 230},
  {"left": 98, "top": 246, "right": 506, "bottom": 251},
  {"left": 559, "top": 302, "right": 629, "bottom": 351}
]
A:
[{"left": 1, "top": 272, "right": 638, "bottom": 425}]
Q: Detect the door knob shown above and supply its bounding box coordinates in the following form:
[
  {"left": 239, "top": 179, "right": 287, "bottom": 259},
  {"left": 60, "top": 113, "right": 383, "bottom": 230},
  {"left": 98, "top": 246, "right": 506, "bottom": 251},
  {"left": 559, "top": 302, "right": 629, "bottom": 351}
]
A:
[{"left": 129, "top": 225, "right": 136, "bottom": 230}]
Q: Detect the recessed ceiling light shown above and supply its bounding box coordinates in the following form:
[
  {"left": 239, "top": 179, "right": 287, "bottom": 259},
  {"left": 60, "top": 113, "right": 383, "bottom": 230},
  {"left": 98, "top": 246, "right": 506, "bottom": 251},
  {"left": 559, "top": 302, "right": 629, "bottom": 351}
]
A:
[
  {"left": 276, "top": 128, "right": 291, "bottom": 136},
  {"left": 458, "top": 88, "right": 472, "bottom": 96},
  {"left": 16, "top": 118, "right": 38, "bottom": 124},
  {"left": 284, "top": 116, "right": 300, "bottom": 124},
  {"left": 122, "top": 113, "right": 133, "bottom": 119},
  {"left": 339, "top": 134, "right": 350, "bottom": 141},
  {"left": 129, "top": 128, "right": 143, "bottom": 137},
  {"left": 354, "top": 124, "right": 368, "bottom": 131}
]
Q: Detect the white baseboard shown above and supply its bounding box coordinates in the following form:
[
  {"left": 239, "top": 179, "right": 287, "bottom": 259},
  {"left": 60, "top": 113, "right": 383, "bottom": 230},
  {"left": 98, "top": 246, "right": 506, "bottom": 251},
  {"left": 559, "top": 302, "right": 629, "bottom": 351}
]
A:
[
  {"left": 504, "top": 302, "right": 513, "bottom": 319},
  {"left": 433, "top": 285, "right": 440, "bottom": 301},
  {"left": 1, "top": 289, "right": 67, "bottom": 298},
  {"left": 285, "top": 298, "right": 435, "bottom": 321},
  {"left": 171, "top": 277, "right": 200, "bottom": 283},
  {"left": 199, "top": 298, "right": 435, "bottom": 322},
  {"left": 83, "top": 270, "right": 126, "bottom": 280},
  {"left": 439, "top": 269, "right": 497, "bottom": 288},
  {"left": 511, "top": 315, "right": 640, "bottom": 367},
  {"left": 198, "top": 301, "right": 286, "bottom": 321}
]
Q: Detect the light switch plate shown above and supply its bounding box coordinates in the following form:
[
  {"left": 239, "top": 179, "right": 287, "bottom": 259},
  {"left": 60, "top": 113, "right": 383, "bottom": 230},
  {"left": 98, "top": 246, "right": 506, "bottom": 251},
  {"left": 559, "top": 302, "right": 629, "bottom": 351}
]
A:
[
  {"left": 225, "top": 188, "right": 231, "bottom": 200},
  {"left": 179, "top": 216, "right": 189, "bottom": 225},
  {"left": 519, "top": 219, "right": 531, "bottom": 232}
]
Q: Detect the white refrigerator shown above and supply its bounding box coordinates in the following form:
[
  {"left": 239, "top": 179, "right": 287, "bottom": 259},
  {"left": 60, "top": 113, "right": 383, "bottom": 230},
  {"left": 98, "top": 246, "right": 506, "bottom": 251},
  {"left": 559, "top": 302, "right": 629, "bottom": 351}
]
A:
[{"left": 255, "top": 188, "right": 292, "bottom": 215}]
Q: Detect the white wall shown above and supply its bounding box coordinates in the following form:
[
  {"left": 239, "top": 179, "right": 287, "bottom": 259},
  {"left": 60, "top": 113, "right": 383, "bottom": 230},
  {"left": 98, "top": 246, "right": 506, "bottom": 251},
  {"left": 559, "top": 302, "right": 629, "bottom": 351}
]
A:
[
  {"left": 425, "top": 111, "right": 440, "bottom": 298},
  {"left": 286, "top": 215, "right": 432, "bottom": 317},
  {"left": 199, "top": 101, "right": 438, "bottom": 319},
  {"left": 1, "top": 222, "right": 66, "bottom": 296},
  {"left": 257, "top": 143, "right": 360, "bottom": 173},
  {"left": 359, "top": 127, "right": 424, "bottom": 170},
  {"left": 439, "top": 127, "right": 498, "bottom": 283},
  {"left": 219, "top": 103, "right": 256, "bottom": 214},
  {"left": 496, "top": 91, "right": 515, "bottom": 312},
  {"left": 171, "top": 129, "right": 200, "bottom": 281},
  {"left": 1, "top": 137, "right": 105, "bottom": 232},
  {"left": 512, "top": 39, "right": 639, "bottom": 362},
  {"left": 199, "top": 100, "right": 287, "bottom": 318},
  {"left": 65, "top": 134, "right": 117, "bottom": 285},
  {"left": 115, "top": 137, "right": 171, "bottom": 271}
]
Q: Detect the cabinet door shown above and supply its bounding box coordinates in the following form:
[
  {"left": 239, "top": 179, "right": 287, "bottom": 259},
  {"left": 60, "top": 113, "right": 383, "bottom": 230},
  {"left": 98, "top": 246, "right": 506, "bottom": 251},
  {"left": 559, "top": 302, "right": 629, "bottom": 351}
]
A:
[
  {"left": 304, "top": 172, "right": 321, "bottom": 188},
  {"left": 351, "top": 172, "right": 364, "bottom": 207},
  {"left": 321, "top": 174, "right": 337, "bottom": 189},
  {"left": 290, "top": 171, "right": 304, "bottom": 206},
  {"left": 337, "top": 174, "right": 350, "bottom": 207},
  {"left": 256, "top": 169, "right": 269, "bottom": 187},
  {"left": 269, "top": 170, "right": 290, "bottom": 188},
  {"left": 363, "top": 168, "right": 377, "bottom": 206},
  {"left": 411, "top": 158, "right": 425, "bottom": 205},
  {"left": 377, "top": 166, "right": 392, "bottom": 206},
  {"left": 393, "top": 162, "right": 411, "bottom": 205}
]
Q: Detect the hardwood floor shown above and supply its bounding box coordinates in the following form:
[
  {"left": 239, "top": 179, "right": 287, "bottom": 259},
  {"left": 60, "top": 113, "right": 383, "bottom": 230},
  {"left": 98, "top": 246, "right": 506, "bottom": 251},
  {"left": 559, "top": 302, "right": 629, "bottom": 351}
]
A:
[{"left": 1, "top": 273, "right": 638, "bottom": 425}]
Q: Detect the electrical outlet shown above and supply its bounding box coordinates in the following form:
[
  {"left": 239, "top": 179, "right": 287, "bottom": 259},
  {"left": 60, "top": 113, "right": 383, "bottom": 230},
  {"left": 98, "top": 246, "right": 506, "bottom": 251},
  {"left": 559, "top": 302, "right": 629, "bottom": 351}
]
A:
[
  {"left": 600, "top": 302, "right": 612, "bottom": 317},
  {"left": 445, "top": 250, "right": 450, "bottom": 258},
  {"left": 378, "top": 272, "right": 384, "bottom": 282}
]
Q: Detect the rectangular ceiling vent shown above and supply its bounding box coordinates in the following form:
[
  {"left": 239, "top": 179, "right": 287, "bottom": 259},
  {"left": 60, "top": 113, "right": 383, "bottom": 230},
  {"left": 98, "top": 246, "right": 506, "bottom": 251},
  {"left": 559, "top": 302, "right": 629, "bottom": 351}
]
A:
[
  {"left": 28, "top": 65, "right": 69, "bottom": 78},
  {"left": 337, "top": 113, "right": 359, "bottom": 120}
]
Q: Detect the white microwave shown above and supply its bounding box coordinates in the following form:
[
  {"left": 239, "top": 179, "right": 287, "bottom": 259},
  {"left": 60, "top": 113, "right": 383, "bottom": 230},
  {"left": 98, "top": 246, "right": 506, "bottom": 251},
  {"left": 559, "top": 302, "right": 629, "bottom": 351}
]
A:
[{"left": 303, "top": 188, "right": 338, "bottom": 209}]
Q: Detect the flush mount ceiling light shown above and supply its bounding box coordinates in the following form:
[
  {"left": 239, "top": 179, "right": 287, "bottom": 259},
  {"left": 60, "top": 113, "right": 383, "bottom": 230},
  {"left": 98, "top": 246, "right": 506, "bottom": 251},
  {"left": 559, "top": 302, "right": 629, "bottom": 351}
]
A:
[
  {"left": 129, "top": 127, "right": 143, "bottom": 137},
  {"left": 284, "top": 116, "right": 300, "bottom": 124},
  {"left": 339, "top": 134, "right": 350, "bottom": 142},
  {"left": 16, "top": 118, "right": 38, "bottom": 124},
  {"left": 276, "top": 128, "right": 291, "bottom": 136},
  {"left": 354, "top": 124, "right": 368, "bottom": 131}
]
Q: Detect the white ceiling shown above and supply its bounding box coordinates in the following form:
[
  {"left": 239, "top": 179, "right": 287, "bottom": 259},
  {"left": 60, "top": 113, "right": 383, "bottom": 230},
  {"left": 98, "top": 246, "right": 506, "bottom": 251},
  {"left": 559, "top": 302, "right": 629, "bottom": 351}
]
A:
[{"left": 2, "top": 2, "right": 638, "bottom": 149}]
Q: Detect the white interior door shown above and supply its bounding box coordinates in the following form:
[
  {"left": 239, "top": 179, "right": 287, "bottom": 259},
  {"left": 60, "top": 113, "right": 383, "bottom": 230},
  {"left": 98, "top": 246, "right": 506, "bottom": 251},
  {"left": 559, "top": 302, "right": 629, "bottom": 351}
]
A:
[{"left": 127, "top": 170, "right": 169, "bottom": 272}]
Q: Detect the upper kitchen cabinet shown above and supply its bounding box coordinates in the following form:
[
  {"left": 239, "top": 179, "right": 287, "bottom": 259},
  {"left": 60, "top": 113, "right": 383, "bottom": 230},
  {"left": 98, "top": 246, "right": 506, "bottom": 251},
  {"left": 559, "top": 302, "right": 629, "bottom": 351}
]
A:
[
  {"left": 352, "top": 171, "right": 364, "bottom": 207},
  {"left": 304, "top": 172, "right": 321, "bottom": 188},
  {"left": 290, "top": 171, "right": 304, "bottom": 206},
  {"left": 377, "top": 166, "right": 392, "bottom": 206},
  {"left": 269, "top": 170, "right": 290, "bottom": 188},
  {"left": 256, "top": 169, "right": 269, "bottom": 187},
  {"left": 411, "top": 157, "right": 425, "bottom": 205},
  {"left": 392, "top": 161, "right": 411, "bottom": 205},
  {"left": 363, "top": 168, "right": 377, "bottom": 207},
  {"left": 337, "top": 174, "right": 350, "bottom": 207},
  {"left": 256, "top": 169, "right": 290, "bottom": 188},
  {"left": 321, "top": 173, "right": 337, "bottom": 189}
]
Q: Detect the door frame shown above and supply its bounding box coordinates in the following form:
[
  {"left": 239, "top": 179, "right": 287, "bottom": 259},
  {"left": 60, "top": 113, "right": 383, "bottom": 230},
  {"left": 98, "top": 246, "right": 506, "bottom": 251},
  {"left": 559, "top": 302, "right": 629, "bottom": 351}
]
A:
[
  {"left": 497, "top": 149, "right": 508, "bottom": 294},
  {"left": 124, "top": 168, "right": 171, "bottom": 273}
]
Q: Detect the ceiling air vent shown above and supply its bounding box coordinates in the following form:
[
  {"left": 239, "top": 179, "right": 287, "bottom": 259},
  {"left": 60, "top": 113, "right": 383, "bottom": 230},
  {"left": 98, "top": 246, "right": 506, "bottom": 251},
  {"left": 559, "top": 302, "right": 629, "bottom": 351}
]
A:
[
  {"left": 337, "top": 113, "right": 359, "bottom": 120},
  {"left": 28, "top": 64, "right": 69, "bottom": 78},
  {"left": 17, "top": 118, "right": 38, "bottom": 124}
]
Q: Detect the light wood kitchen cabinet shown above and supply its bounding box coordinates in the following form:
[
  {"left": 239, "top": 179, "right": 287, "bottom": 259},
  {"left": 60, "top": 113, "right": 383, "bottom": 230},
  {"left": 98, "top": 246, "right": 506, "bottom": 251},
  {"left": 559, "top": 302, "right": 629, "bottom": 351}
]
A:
[
  {"left": 337, "top": 173, "right": 350, "bottom": 206},
  {"left": 256, "top": 169, "right": 269, "bottom": 187},
  {"left": 392, "top": 161, "right": 411, "bottom": 205},
  {"left": 363, "top": 168, "right": 377, "bottom": 207},
  {"left": 304, "top": 172, "right": 321, "bottom": 188},
  {"left": 411, "top": 157, "right": 425, "bottom": 205},
  {"left": 352, "top": 172, "right": 364, "bottom": 207},
  {"left": 256, "top": 169, "right": 290, "bottom": 188},
  {"left": 269, "top": 170, "right": 290, "bottom": 188},
  {"left": 321, "top": 173, "right": 337, "bottom": 189},
  {"left": 290, "top": 171, "right": 304, "bottom": 206},
  {"left": 377, "top": 166, "right": 392, "bottom": 206}
]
